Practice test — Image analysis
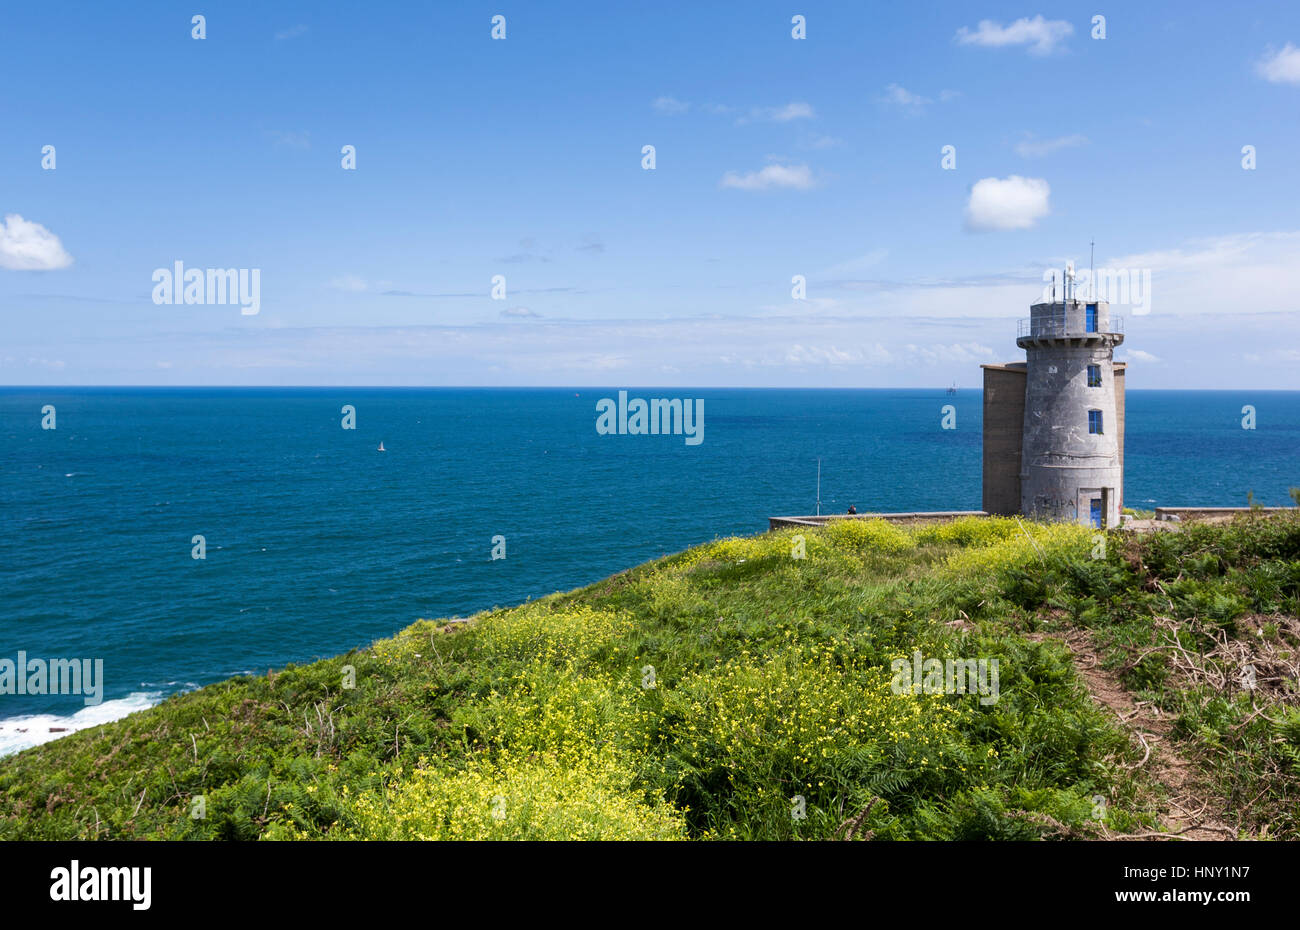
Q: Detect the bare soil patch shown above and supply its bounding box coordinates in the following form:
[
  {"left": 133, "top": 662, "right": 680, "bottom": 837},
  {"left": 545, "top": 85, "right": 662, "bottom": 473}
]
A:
[{"left": 1029, "top": 628, "right": 1239, "bottom": 840}]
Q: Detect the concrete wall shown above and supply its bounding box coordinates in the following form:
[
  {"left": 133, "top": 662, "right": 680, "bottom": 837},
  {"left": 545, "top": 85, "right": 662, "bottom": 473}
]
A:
[
  {"left": 769, "top": 511, "right": 987, "bottom": 531},
  {"left": 1154, "top": 506, "right": 1295, "bottom": 522},
  {"left": 1027, "top": 298, "right": 1114, "bottom": 334},
  {"left": 1115, "top": 363, "right": 1126, "bottom": 511},
  {"left": 981, "top": 364, "right": 1026, "bottom": 516}
]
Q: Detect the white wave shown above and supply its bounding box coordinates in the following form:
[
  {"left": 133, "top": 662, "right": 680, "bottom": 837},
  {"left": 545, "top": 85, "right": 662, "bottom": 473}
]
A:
[{"left": 0, "top": 691, "right": 164, "bottom": 757}]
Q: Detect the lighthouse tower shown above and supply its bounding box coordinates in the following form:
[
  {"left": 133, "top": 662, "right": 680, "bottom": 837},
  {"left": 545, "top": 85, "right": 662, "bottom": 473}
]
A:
[{"left": 1015, "top": 266, "right": 1125, "bottom": 528}]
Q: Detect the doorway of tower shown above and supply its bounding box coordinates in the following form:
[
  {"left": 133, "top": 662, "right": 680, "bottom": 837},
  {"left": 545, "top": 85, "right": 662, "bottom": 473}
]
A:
[{"left": 1078, "top": 488, "right": 1107, "bottom": 529}]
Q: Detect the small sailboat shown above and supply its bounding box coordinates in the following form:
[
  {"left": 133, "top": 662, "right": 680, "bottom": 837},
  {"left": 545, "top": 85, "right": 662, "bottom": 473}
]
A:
[{"left": 377, "top": 441, "right": 386, "bottom": 452}]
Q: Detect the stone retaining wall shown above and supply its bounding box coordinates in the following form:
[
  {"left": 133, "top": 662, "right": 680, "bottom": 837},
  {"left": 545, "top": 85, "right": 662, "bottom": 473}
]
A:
[{"left": 768, "top": 511, "right": 988, "bottom": 531}]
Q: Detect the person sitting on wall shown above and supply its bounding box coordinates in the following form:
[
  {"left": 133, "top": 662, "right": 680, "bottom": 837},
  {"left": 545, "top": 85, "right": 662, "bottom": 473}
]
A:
[{"left": 846, "top": 505, "right": 857, "bottom": 515}]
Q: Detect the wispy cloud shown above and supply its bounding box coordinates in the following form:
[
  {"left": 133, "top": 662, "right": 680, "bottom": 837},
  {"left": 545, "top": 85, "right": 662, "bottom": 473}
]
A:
[
  {"left": 1257, "top": 43, "right": 1300, "bottom": 84},
  {"left": 802, "top": 134, "right": 841, "bottom": 150},
  {"left": 328, "top": 275, "right": 369, "bottom": 292},
  {"left": 659, "top": 98, "right": 814, "bottom": 124},
  {"left": 1122, "top": 349, "right": 1161, "bottom": 363},
  {"left": 743, "top": 101, "right": 815, "bottom": 123},
  {"left": 0, "top": 214, "right": 74, "bottom": 271},
  {"left": 719, "top": 163, "right": 816, "bottom": 191},
  {"left": 1015, "top": 133, "right": 1088, "bottom": 157},
  {"left": 274, "top": 24, "right": 308, "bottom": 41},
  {"left": 955, "top": 16, "right": 1073, "bottom": 56},
  {"left": 651, "top": 95, "right": 690, "bottom": 114},
  {"left": 268, "top": 130, "right": 311, "bottom": 150},
  {"left": 879, "top": 83, "right": 932, "bottom": 114},
  {"left": 821, "top": 249, "right": 889, "bottom": 276},
  {"left": 965, "top": 176, "right": 1051, "bottom": 231},
  {"left": 499, "top": 253, "right": 551, "bottom": 264},
  {"left": 380, "top": 286, "right": 577, "bottom": 298}
]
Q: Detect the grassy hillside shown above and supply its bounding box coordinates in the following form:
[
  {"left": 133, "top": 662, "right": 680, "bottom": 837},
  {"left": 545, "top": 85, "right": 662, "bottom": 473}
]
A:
[{"left": 2, "top": 513, "right": 1298, "bottom": 840}]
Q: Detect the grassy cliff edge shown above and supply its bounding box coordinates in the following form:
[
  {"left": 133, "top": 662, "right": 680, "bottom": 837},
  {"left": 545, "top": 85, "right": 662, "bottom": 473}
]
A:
[{"left": 2, "top": 514, "right": 1298, "bottom": 840}]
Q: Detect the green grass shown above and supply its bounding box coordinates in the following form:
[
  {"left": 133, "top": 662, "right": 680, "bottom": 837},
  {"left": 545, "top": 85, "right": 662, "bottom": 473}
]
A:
[{"left": 1, "top": 513, "right": 1297, "bottom": 841}]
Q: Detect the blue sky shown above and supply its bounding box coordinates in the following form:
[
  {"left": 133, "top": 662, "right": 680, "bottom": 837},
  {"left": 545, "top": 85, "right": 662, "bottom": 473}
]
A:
[{"left": 2, "top": 1, "right": 1299, "bottom": 388}]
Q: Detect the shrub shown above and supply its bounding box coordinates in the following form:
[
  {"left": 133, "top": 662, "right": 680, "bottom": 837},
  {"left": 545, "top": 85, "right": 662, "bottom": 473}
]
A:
[
  {"left": 665, "top": 644, "right": 966, "bottom": 833},
  {"left": 472, "top": 605, "right": 635, "bottom": 664},
  {"left": 943, "top": 522, "right": 1093, "bottom": 580},
  {"left": 457, "top": 661, "right": 655, "bottom": 761},
  {"left": 331, "top": 749, "right": 686, "bottom": 840},
  {"left": 823, "top": 518, "right": 916, "bottom": 554},
  {"left": 915, "top": 516, "right": 1022, "bottom": 548}
]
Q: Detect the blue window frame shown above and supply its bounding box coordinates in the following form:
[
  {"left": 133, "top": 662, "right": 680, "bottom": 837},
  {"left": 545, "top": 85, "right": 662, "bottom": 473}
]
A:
[
  {"left": 1085, "top": 303, "right": 1098, "bottom": 333},
  {"left": 1087, "top": 364, "right": 1101, "bottom": 387},
  {"left": 1090, "top": 499, "right": 1103, "bottom": 529},
  {"left": 1088, "top": 409, "right": 1103, "bottom": 434}
]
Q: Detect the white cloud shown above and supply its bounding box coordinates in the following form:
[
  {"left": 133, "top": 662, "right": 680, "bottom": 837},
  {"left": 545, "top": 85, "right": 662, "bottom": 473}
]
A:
[
  {"left": 901, "top": 342, "right": 995, "bottom": 366},
  {"left": 652, "top": 96, "right": 690, "bottom": 114},
  {"left": 965, "top": 176, "right": 1051, "bottom": 231},
  {"left": 1107, "top": 232, "right": 1287, "bottom": 272},
  {"left": 269, "top": 130, "right": 311, "bottom": 150},
  {"left": 880, "top": 83, "right": 932, "bottom": 112},
  {"left": 1015, "top": 133, "right": 1088, "bottom": 158},
  {"left": 1106, "top": 231, "right": 1300, "bottom": 316},
  {"left": 274, "top": 24, "right": 308, "bottom": 41},
  {"left": 720, "top": 163, "right": 816, "bottom": 191},
  {"left": 955, "top": 16, "right": 1073, "bottom": 56},
  {"left": 1122, "top": 349, "right": 1161, "bottom": 363},
  {"left": 328, "top": 275, "right": 369, "bottom": 292},
  {"left": 784, "top": 344, "right": 874, "bottom": 366},
  {"left": 765, "top": 102, "right": 814, "bottom": 122},
  {"left": 662, "top": 99, "right": 814, "bottom": 123},
  {"left": 1257, "top": 43, "right": 1300, "bottom": 84},
  {"left": 738, "top": 102, "right": 815, "bottom": 124},
  {"left": 0, "top": 214, "right": 74, "bottom": 270},
  {"left": 501, "top": 306, "right": 539, "bottom": 318},
  {"left": 1242, "top": 348, "right": 1300, "bottom": 364},
  {"left": 822, "top": 249, "right": 889, "bottom": 276},
  {"left": 25, "top": 357, "right": 66, "bottom": 370},
  {"left": 803, "top": 134, "right": 841, "bottom": 149}
]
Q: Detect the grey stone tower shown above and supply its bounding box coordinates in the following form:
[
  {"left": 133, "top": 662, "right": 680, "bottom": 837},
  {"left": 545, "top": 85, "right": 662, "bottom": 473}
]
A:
[{"left": 1015, "top": 294, "right": 1125, "bottom": 528}]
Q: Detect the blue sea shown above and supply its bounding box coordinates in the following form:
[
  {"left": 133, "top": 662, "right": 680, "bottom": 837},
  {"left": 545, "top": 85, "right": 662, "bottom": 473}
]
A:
[{"left": 2, "top": 387, "right": 1297, "bottom": 753}]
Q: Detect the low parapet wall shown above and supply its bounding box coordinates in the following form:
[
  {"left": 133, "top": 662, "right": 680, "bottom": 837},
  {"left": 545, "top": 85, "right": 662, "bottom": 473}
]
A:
[
  {"left": 768, "top": 511, "right": 988, "bottom": 531},
  {"left": 1154, "top": 506, "right": 1296, "bottom": 522}
]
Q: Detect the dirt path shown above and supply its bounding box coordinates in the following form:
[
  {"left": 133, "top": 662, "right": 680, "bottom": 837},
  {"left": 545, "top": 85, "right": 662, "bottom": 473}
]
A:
[{"left": 1030, "top": 628, "right": 1239, "bottom": 840}]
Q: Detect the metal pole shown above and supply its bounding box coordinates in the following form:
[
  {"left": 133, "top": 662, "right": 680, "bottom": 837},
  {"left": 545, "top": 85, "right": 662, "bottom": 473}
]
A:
[
  {"left": 816, "top": 458, "right": 821, "bottom": 516},
  {"left": 1090, "top": 240, "right": 1095, "bottom": 300}
]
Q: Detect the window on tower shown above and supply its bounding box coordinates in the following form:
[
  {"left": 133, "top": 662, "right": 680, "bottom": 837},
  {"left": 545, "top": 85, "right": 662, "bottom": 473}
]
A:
[
  {"left": 1085, "top": 304, "right": 1098, "bottom": 332},
  {"left": 1088, "top": 409, "right": 1104, "bottom": 434},
  {"left": 1087, "top": 364, "right": 1102, "bottom": 387}
]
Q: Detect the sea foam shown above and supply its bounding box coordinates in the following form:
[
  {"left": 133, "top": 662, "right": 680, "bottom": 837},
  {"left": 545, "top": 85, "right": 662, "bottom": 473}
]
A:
[{"left": 0, "top": 691, "right": 163, "bottom": 757}]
